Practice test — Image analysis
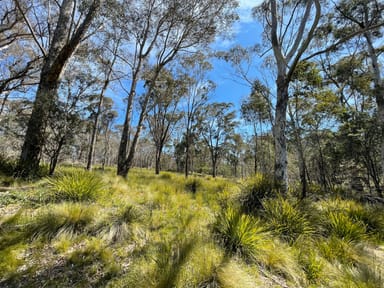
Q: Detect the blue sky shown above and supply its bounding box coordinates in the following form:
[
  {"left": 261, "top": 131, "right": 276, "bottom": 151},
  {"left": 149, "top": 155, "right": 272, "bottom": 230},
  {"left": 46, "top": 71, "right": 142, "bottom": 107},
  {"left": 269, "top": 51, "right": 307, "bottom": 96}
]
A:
[{"left": 208, "top": 0, "right": 265, "bottom": 112}]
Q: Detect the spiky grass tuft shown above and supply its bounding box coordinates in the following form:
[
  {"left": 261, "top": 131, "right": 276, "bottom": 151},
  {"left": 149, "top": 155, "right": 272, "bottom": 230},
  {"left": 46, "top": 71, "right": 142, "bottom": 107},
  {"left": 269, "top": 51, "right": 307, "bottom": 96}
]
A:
[
  {"left": 47, "top": 169, "right": 105, "bottom": 202},
  {"left": 324, "top": 211, "right": 367, "bottom": 243},
  {"left": 262, "top": 197, "right": 313, "bottom": 244},
  {"left": 213, "top": 206, "right": 269, "bottom": 260}
]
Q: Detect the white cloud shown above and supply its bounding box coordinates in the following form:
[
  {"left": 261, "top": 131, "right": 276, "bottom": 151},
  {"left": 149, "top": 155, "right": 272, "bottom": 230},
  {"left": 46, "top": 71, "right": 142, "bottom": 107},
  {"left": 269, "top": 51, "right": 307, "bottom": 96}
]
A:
[{"left": 237, "top": 0, "right": 264, "bottom": 23}]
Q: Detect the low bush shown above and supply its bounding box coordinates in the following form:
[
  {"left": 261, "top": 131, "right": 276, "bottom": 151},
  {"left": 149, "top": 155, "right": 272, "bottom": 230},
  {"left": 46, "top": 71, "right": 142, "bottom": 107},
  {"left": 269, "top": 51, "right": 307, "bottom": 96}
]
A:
[
  {"left": 0, "top": 155, "right": 17, "bottom": 177},
  {"left": 94, "top": 204, "right": 143, "bottom": 243}
]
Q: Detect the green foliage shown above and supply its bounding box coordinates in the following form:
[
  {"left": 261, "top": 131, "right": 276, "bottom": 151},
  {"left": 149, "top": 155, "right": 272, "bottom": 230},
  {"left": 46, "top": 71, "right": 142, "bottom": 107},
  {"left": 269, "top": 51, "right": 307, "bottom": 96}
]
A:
[
  {"left": 159, "top": 172, "right": 173, "bottom": 180},
  {"left": 239, "top": 173, "right": 277, "bottom": 213},
  {"left": 27, "top": 203, "right": 95, "bottom": 240},
  {"left": 153, "top": 239, "right": 196, "bottom": 288},
  {"left": 347, "top": 205, "right": 384, "bottom": 241},
  {"left": 213, "top": 206, "right": 268, "bottom": 259},
  {"left": 1, "top": 168, "right": 383, "bottom": 287},
  {"left": 47, "top": 169, "right": 105, "bottom": 202},
  {"left": 262, "top": 197, "right": 313, "bottom": 244}
]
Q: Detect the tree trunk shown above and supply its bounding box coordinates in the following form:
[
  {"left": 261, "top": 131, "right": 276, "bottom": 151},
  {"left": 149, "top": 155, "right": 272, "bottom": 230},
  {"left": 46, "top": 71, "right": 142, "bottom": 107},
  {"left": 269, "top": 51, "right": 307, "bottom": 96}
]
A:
[
  {"left": 17, "top": 0, "right": 100, "bottom": 178},
  {"left": 254, "top": 133, "right": 258, "bottom": 174},
  {"left": 364, "top": 32, "right": 384, "bottom": 196},
  {"left": 155, "top": 146, "right": 162, "bottom": 175},
  {"left": 86, "top": 80, "right": 110, "bottom": 170},
  {"left": 18, "top": 81, "right": 57, "bottom": 177},
  {"left": 117, "top": 83, "right": 137, "bottom": 177},
  {"left": 185, "top": 130, "right": 191, "bottom": 178},
  {"left": 297, "top": 143, "right": 307, "bottom": 199},
  {"left": 49, "top": 136, "right": 65, "bottom": 175},
  {"left": 273, "top": 76, "right": 289, "bottom": 192}
]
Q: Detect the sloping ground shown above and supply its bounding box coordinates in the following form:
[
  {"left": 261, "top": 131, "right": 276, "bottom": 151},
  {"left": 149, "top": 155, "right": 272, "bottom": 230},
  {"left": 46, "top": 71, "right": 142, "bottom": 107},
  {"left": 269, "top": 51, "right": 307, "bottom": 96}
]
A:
[{"left": 0, "top": 167, "right": 383, "bottom": 287}]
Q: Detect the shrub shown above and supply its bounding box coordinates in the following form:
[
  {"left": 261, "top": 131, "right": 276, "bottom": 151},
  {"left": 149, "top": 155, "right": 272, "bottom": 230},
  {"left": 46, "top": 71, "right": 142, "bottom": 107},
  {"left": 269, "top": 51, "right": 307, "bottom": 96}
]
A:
[
  {"left": 47, "top": 169, "right": 105, "bottom": 202},
  {"left": 0, "top": 245, "right": 25, "bottom": 279},
  {"left": 159, "top": 172, "right": 173, "bottom": 180},
  {"left": 262, "top": 197, "right": 313, "bottom": 244},
  {"left": 239, "top": 173, "right": 277, "bottom": 213},
  {"left": 213, "top": 206, "right": 268, "bottom": 260},
  {"left": 298, "top": 249, "right": 325, "bottom": 284}
]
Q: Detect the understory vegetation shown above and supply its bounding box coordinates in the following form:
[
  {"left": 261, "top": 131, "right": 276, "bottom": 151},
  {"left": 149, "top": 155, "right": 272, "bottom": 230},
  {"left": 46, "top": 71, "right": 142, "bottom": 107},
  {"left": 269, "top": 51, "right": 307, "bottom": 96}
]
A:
[{"left": 0, "top": 167, "right": 383, "bottom": 287}]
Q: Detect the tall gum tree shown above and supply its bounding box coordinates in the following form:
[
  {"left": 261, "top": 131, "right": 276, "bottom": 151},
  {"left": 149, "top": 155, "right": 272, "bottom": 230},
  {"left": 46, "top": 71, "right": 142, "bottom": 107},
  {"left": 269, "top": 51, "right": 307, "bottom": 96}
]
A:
[
  {"left": 255, "top": 0, "right": 321, "bottom": 192},
  {"left": 16, "top": 0, "right": 102, "bottom": 177}
]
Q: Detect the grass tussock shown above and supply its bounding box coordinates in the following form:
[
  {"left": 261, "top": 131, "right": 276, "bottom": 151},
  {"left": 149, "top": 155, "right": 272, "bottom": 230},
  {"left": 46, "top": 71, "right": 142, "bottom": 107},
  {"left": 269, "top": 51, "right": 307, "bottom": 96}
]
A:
[
  {"left": 27, "top": 202, "right": 95, "bottom": 240},
  {"left": 93, "top": 204, "right": 145, "bottom": 243},
  {"left": 213, "top": 206, "right": 269, "bottom": 260},
  {"left": 261, "top": 197, "right": 314, "bottom": 244},
  {"left": 47, "top": 169, "right": 105, "bottom": 202}
]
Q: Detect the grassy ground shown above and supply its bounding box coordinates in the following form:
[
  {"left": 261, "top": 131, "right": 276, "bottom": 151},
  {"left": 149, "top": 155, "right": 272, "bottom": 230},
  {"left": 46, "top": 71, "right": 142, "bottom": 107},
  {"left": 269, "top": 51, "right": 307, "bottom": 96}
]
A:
[{"left": 0, "top": 167, "right": 383, "bottom": 287}]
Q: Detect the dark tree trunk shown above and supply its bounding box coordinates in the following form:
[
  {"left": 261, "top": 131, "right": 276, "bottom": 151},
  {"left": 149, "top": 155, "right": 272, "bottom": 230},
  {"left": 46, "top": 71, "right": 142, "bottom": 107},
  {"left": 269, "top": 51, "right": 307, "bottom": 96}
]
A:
[
  {"left": 49, "top": 137, "right": 65, "bottom": 175},
  {"left": 273, "top": 76, "right": 289, "bottom": 192},
  {"left": 18, "top": 81, "right": 57, "bottom": 177},
  {"left": 16, "top": 0, "right": 101, "bottom": 178},
  {"left": 155, "top": 146, "right": 162, "bottom": 175},
  {"left": 185, "top": 130, "right": 191, "bottom": 178}
]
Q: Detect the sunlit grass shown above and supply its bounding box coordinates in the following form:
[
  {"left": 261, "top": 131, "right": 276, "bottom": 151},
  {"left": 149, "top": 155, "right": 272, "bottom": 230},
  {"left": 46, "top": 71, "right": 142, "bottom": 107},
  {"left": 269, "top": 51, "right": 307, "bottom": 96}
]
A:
[{"left": 1, "top": 167, "right": 384, "bottom": 287}]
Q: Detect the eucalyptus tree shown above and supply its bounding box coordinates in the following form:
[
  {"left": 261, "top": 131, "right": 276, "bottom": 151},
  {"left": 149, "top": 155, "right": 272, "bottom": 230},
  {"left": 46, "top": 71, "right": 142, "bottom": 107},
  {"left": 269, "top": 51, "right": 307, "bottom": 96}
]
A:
[
  {"left": 254, "top": 0, "right": 321, "bottom": 192},
  {"left": 200, "top": 102, "right": 237, "bottom": 178},
  {"left": 146, "top": 69, "right": 185, "bottom": 175},
  {"left": 16, "top": 0, "right": 103, "bottom": 177},
  {"left": 86, "top": 31, "right": 122, "bottom": 171},
  {"left": 180, "top": 53, "right": 214, "bottom": 177},
  {"left": 44, "top": 58, "right": 100, "bottom": 175},
  {"left": 241, "top": 80, "right": 272, "bottom": 174},
  {"left": 116, "top": 0, "right": 238, "bottom": 177}
]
